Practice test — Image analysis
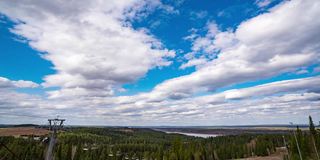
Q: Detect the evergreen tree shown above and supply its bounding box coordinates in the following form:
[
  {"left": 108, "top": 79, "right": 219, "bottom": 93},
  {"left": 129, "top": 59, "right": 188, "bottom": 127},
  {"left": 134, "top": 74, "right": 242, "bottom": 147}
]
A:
[{"left": 309, "top": 115, "right": 317, "bottom": 137}]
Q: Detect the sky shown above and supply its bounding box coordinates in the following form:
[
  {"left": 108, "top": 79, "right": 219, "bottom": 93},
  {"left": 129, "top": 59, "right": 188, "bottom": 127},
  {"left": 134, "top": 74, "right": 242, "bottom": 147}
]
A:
[{"left": 0, "top": 0, "right": 319, "bottom": 126}]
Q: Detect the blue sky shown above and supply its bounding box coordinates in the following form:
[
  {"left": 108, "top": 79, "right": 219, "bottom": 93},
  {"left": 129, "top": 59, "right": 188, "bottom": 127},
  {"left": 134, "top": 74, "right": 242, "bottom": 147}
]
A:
[
  {"left": 0, "top": 17, "right": 54, "bottom": 82},
  {"left": 0, "top": 0, "right": 319, "bottom": 125}
]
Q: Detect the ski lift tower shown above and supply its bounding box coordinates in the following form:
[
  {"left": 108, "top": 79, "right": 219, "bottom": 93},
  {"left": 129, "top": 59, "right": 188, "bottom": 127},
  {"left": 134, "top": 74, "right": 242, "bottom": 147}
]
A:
[
  {"left": 45, "top": 117, "right": 65, "bottom": 160},
  {"left": 48, "top": 117, "right": 65, "bottom": 134}
]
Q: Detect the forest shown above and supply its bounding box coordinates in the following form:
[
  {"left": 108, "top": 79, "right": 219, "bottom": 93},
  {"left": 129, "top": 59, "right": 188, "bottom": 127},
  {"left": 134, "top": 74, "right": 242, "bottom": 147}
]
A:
[{"left": 0, "top": 116, "right": 319, "bottom": 160}]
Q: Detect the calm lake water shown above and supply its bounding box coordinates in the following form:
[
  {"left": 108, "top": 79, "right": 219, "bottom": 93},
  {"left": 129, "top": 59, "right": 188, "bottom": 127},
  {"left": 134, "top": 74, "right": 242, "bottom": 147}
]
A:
[{"left": 163, "top": 131, "right": 219, "bottom": 138}]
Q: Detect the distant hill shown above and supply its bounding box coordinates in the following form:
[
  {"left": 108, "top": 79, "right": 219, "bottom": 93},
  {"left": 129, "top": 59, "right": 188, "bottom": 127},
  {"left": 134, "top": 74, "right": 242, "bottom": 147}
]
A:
[
  {"left": 0, "top": 124, "right": 39, "bottom": 128},
  {"left": 13, "top": 124, "right": 39, "bottom": 127}
]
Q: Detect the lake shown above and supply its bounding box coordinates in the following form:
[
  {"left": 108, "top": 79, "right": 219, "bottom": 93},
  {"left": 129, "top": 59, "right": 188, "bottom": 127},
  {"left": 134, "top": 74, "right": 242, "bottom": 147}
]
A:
[{"left": 162, "top": 131, "right": 219, "bottom": 138}]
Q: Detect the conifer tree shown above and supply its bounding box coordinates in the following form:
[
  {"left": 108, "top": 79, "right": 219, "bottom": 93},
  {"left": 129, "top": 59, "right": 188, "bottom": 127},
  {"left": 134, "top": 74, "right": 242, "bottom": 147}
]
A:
[{"left": 310, "top": 116, "right": 317, "bottom": 137}]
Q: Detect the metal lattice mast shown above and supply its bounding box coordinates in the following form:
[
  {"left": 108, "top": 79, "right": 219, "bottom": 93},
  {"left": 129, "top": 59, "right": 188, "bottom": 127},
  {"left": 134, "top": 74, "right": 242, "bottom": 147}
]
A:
[{"left": 45, "top": 117, "right": 65, "bottom": 160}]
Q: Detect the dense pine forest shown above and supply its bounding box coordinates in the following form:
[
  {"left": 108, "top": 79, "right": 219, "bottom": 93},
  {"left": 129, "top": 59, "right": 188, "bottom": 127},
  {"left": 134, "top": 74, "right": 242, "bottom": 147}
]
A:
[{"left": 0, "top": 116, "right": 319, "bottom": 160}]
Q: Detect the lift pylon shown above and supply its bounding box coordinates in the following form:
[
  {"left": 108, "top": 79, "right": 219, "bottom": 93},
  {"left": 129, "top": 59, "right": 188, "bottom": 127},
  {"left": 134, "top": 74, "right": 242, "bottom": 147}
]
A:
[{"left": 45, "top": 117, "right": 65, "bottom": 160}]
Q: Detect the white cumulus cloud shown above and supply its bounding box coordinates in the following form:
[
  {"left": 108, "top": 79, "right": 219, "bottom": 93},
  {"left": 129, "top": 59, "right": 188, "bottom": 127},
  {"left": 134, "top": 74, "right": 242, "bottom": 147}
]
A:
[
  {"left": 0, "top": 0, "right": 175, "bottom": 98},
  {"left": 0, "top": 77, "right": 39, "bottom": 88},
  {"left": 164, "top": 0, "right": 320, "bottom": 98}
]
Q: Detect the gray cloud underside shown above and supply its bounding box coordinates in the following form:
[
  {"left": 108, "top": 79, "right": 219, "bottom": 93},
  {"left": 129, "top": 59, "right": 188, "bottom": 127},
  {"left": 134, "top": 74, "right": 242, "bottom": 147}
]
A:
[{"left": 0, "top": 76, "right": 319, "bottom": 125}]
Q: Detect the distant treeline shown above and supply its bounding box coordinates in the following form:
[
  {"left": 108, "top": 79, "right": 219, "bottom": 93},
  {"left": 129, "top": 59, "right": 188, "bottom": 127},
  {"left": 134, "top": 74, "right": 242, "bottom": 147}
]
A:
[
  {"left": 0, "top": 124, "right": 39, "bottom": 128},
  {"left": 0, "top": 116, "right": 319, "bottom": 160}
]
